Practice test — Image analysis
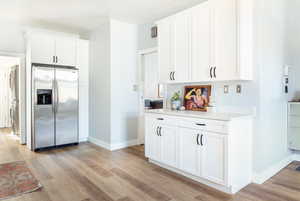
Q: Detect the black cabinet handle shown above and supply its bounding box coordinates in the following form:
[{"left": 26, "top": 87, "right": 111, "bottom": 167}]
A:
[
  {"left": 159, "top": 127, "right": 162, "bottom": 136},
  {"left": 210, "top": 67, "right": 212, "bottom": 78},
  {"left": 157, "top": 118, "right": 164, "bottom": 121},
  {"left": 196, "top": 134, "right": 200, "bottom": 145},
  {"left": 53, "top": 56, "right": 55, "bottom": 63},
  {"left": 213, "top": 67, "right": 216, "bottom": 78},
  {"left": 156, "top": 126, "right": 159, "bottom": 136},
  {"left": 196, "top": 123, "right": 206, "bottom": 126},
  {"left": 169, "top": 72, "right": 172, "bottom": 81},
  {"left": 172, "top": 71, "right": 175, "bottom": 80},
  {"left": 56, "top": 56, "right": 58, "bottom": 63},
  {"left": 200, "top": 134, "right": 204, "bottom": 146}
]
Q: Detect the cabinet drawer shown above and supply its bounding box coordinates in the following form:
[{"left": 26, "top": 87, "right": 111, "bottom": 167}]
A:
[
  {"left": 146, "top": 114, "right": 178, "bottom": 126},
  {"left": 179, "top": 118, "right": 228, "bottom": 134}
]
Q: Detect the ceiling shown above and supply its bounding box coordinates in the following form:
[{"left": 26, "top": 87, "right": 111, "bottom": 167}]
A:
[{"left": 0, "top": 0, "right": 205, "bottom": 35}]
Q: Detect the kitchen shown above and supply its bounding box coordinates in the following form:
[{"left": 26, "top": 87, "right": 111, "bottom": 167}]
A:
[{"left": 0, "top": 0, "right": 300, "bottom": 200}]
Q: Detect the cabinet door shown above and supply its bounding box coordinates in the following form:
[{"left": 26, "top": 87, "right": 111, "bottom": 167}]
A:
[
  {"left": 212, "top": 0, "right": 237, "bottom": 81},
  {"left": 191, "top": 2, "right": 212, "bottom": 82},
  {"left": 157, "top": 18, "right": 175, "bottom": 83},
  {"left": 173, "top": 11, "right": 191, "bottom": 82},
  {"left": 201, "top": 132, "right": 228, "bottom": 185},
  {"left": 161, "top": 125, "right": 177, "bottom": 168},
  {"left": 55, "top": 36, "right": 77, "bottom": 67},
  {"left": 145, "top": 117, "right": 161, "bottom": 161},
  {"left": 31, "top": 34, "right": 56, "bottom": 65},
  {"left": 178, "top": 127, "right": 201, "bottom": 176}
]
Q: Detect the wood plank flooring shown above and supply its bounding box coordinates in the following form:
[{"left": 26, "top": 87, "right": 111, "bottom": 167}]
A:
[{"left": 1, "top": 132, "right": 300, "bottom": 201}]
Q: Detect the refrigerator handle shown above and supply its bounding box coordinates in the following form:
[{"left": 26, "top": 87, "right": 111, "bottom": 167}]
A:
[
  {"left": 52, "top": 79, "right": 56, "bottom": 113},
  {"left": 56, "top": 80, "right": 59, "bottom": 113}
]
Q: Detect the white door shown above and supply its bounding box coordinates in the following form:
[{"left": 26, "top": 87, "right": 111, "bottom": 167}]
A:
[
  {"left": 30, "top": 34, "right": 56, "bottom": 65},
  {"left": 178, "top": 127, "right": 201, "bottom": 176},
  {"left": 161, "top": 125, "right": 177, "bottom": 168},
  {"left": 157, "top": 17, "right": 175, "bottom": 83},
  {"left": 145, "top": 117, "right": 161, "bottom": 161},
  {"left": 173, "top": 11, "right": 190, "bottom": 82},
  {"left": 201, "top": 131, "right": 228, "bottom": 185},
  {"left": 212, "top": 0, "right": 237, "bottom": 81},
  {"left": 55, "top": 36, "right": 77, "bottom": 67},
  {"left": 191, "top": 2, "right": 212, "bottom": 82},
  {"left": 144, "top": 52, "right": 159, "bottom": 99}
]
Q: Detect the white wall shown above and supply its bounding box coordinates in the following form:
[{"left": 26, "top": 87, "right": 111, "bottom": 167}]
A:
[
  {"left": 165, "top": 0, "right": 290, "bottom": 176},
  {"left": 110, "top": 20, "right": 139, "bottom": 144},
  {"left": 138, "top": 23, "right": 157, "bottom": 50},
  {"left": 78, "top": 39, "right": 90, "bottom": 142},
  {"left": 89, "top": 19, "right": 139, "bottom": 148},
  {"left": 89, "top": 22, "right": 111, "bottom": 144},
  {"left": 0, "top": 23, "right": 25, "bottom": 53}
]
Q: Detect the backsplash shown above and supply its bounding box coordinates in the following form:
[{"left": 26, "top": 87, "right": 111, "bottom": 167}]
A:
[{"left": 164, "top": 82, "right": 257, "bottom": 115}]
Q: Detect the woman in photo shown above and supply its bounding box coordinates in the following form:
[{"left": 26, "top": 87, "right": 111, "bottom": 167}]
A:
[{"left": 185, "top": 88, "right": 208, "bottom": 110}]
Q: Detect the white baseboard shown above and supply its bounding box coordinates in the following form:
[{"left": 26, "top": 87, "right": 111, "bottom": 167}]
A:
[
  {"left": 110, "top": 139, "right": 138, "bottom": 151},
  {"left": 79, "top": 138, "right": 88, "bottom": 143},
  {"left": 292, "top": 153, "right": 300, "bottom": 161},
  {"left": 252, "top": 155, "right": 293, "bottom": 184},
  {"left": 88, "top": 136, "right": 138, "bottom": 151}
]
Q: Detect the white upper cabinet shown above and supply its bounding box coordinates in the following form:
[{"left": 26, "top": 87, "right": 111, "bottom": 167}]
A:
[
  {"left": 157, "top": 17, "right": 174, "bottom": 83},
  {"left": 156, "top": 0, "right": 253, "bottom": 83},
  {"left": 173, "top": 10, "right": 191, "bottom": 82},
  {"left": 211, "top": 0, "right": 237, "bottom": 81},
  {"left": 28, "top": 31, "right": 78, "bottom": 67},
  {"left": 55, "top": 36, "right": 77, "bottom": 67},
  {"left": 30, "top": 33, "right": 56, "bottom": 65},
  {"left": 191, "top": 2, "right": 212, "bottom": 82}
]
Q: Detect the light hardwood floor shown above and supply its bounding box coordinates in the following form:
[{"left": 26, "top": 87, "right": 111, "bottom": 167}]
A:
[{"left": 1, "top": 132, "right": 300, "bottom": 201}]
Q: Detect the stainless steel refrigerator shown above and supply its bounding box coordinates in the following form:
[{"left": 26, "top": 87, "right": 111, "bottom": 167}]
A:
[{"left": 32, "top": 65, "right": 79, "bottom": 150}]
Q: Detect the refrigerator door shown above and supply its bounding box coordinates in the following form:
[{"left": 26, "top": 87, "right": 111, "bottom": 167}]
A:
[
  {"left": 55, "top": 68, "right": 78, "bottom": 145},
  {"left": 33, "top": 67, "right": 55, "bottom": 149}
]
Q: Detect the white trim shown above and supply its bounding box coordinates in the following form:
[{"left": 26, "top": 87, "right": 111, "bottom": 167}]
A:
[
  {"left": 292, "top": 153, "right": 300, "bottom": 161},
  {"left": 79, "top": 138, "right": 88, "bottom": 143},
  {"left": 252, "top": 155, "right": 293, "bottom": 184},
  {"left": 110, "top": 139, "right": 138, "bottom": 151},
  {"left": 88, "top": 137, "right": 111, "bottom": 150},
  {"left": 88, "top": 136, "right": 138, "bottom": 151}
]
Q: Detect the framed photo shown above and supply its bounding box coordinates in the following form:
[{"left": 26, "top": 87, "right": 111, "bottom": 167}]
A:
[{"left": 184, "top": 85, "right": 211, "bottom": 112}]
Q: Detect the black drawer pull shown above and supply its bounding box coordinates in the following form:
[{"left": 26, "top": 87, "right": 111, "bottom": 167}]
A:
[
  {"left": 196, "top": 123, "right": 206, "bottom": 126},
  {"left": 157, "top": 118, "right": 164, "bottom": 121}
]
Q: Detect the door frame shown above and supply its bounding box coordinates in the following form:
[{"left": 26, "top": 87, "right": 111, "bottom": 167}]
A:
[
  {"left": 0, "top": 51, "right": 26, "bottom": 144},
  {"left": 137, "top": 47, "right": 158, "bottom": 145}
]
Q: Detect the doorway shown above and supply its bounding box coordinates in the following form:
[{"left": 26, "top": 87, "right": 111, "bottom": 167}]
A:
[
  {"left": 137, "top": 48, "right": 163, "bottom": 144},
  {"left": 0, "top": 54, "right": 25, "bottom": 144}
]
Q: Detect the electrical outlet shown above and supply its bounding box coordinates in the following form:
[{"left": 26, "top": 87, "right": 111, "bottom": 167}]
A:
[
  {"left": 236, "top": 85, "right": 242, "bottom": 94},
  {"left": 224, "top": 85, "right": 229, "bottom": 94}
]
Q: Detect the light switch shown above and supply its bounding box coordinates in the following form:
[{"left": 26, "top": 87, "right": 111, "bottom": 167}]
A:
[
  {"left": 236, "top": 85, "right": 242, "bottom": 94},
  {"left": 224, "top": 85, "right": 229, "bottom": 94}
]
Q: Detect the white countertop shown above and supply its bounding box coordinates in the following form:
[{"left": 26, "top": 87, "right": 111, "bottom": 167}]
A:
[{"left": 145, "top": 109, "right": 253, "bottom": 121}]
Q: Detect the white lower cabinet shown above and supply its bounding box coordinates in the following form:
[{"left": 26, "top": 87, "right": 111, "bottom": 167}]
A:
[
  {"left": 145, "top": 113, "right": 252, "bottom": 194},
  {"left": 201, "top": 132, "right": 227, "bottom": 186},
  {"left": 161, "top": 125, "right": 177, "bottom": 167},
  {"left": 178, "top": 127, "right": 201, "bottom": 176}
]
